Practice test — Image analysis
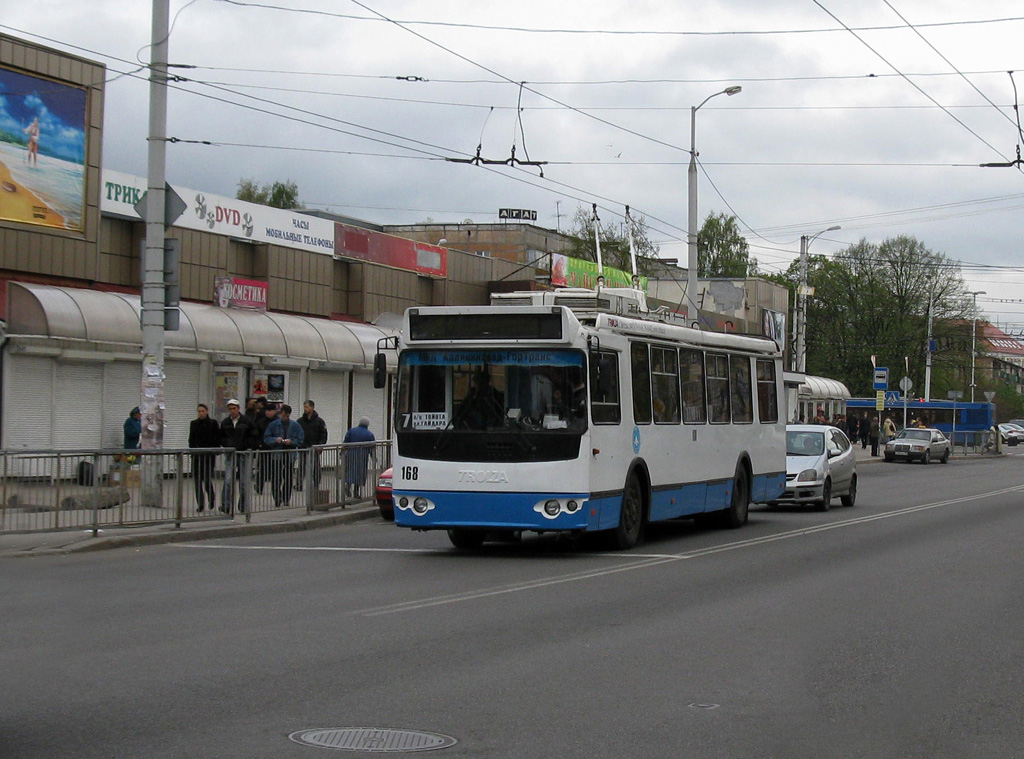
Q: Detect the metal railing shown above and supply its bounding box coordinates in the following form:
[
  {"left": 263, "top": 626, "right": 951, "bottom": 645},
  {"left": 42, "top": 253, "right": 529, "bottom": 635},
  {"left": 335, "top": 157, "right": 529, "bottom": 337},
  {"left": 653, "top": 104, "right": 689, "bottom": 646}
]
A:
[{"left": 0, "top": 441, "right": 390, "bottom": 535}]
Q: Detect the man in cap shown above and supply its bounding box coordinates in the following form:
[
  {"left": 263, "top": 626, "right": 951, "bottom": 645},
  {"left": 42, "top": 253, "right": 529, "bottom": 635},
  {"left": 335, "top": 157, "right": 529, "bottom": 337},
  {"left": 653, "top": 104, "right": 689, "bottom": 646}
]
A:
[{"left": 220, "top": 398, "right": 256, "bottom": 513}]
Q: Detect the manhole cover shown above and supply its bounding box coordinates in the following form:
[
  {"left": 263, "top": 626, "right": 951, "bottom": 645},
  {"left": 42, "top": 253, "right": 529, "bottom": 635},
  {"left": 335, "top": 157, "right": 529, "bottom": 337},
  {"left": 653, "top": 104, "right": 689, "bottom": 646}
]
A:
[{"left": 289, "top": 728, "right": 457, "bottom": 752}]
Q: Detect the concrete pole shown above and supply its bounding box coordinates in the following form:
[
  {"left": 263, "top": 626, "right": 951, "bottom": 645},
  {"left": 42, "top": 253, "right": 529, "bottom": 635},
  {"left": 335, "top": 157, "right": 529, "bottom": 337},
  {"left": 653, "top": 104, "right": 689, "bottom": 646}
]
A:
[
  {"left": 686, "top": 86, "right": 741, "bottom": 323},
  {"left": 796, "top": 235, "right": 808, "bottom": 373},
  {"left": 968, "top": 290, "right": 985, "bottom": 402},
  {"left": 140, "top": 0, "right": 169, "bottom": 504},
  {"left": 924, "top": 292, "right": 933, "bottom": 401},
  {"left": 686, "top": 104, "right": 699, "bottom": 320}
]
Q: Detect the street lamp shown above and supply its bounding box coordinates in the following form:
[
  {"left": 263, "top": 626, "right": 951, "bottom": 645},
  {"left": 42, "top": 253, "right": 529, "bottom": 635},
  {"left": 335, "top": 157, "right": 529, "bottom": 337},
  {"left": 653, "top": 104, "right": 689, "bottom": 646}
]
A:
[
  {"left": 967, "top": 290, "right": 986, "bottom": 402},
  {"left": 686, "top": 85, "right": 742, "bottom": 319},
  {"left": 794, "top": 225, "right": 841, "bottom": 373}
]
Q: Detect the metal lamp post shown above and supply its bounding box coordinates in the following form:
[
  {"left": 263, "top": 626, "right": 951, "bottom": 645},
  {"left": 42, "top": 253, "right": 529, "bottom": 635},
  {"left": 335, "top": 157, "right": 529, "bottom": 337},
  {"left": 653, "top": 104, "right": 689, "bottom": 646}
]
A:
[
  {"left": 793, "top": 225, "right": 841, "bottom": 373},
  {"left": 686, "top": 85, "right": 742, "bottom": 319},
  {"left": 968, "top": 290, "right": 986, "bottom": 401}
]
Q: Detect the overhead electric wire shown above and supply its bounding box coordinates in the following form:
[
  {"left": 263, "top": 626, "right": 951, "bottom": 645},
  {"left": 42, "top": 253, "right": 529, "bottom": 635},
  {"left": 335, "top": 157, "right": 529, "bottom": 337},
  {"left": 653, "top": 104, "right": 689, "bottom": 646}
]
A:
[
  {"left": 812, "top": 0, "right": 1013, "bottom": 164},
  {"left": 210, "top": 2, "right": 1024, "bottom": 38},
  {"left": 881, "top": 0, "right": 1018, "bottom": 133}
]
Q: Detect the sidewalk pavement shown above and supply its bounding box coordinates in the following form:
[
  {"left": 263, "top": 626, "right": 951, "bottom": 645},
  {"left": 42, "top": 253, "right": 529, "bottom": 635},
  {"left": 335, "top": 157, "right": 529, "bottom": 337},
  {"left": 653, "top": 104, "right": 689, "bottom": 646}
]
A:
[
  {"left": 0, "top": 499, "right": 382, "bottom": 559},
  {"left": 1, "top": 443, "right": 991, "bottom": 559}
]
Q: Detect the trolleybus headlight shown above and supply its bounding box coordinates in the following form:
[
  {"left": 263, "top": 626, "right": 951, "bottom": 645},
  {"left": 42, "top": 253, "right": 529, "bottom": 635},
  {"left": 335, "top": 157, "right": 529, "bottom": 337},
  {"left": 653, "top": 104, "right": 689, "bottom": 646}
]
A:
[
  {"left": 544, "top": 499, "right": 561, "bottom": 517},
  {"left": 413, "top": 497, "right": 429, "bottom": 515},
  {"left": 566, "top": 499, "right": 580, "bottom": 513},
  {"left": 398, "top": 496, "right": 409, "bottom": 509}
]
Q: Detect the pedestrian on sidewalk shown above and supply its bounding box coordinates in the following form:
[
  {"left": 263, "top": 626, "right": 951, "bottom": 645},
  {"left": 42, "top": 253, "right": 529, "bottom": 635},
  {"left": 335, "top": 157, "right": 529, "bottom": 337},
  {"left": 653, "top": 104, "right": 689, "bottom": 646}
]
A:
[
  {"left": 253, "top": 402, "right": 277, "bottom": 496},
  {"left": 869, "top": 415, "right": 880, "bottom": 457},
  {"left": 188, "top": 403, "right": 220, "bottom": 512},
  {"left": 220, "top": 399, "right": 256, "bottom": 513},
  {"left": 264, "top": 404, "right": 304, "bottom": 508},
  {"left": 343, "top": 417, "right": 376, "bottom": 498},
  {"left": 297, "top": 399, "right": 328, "bottom": 492},
  {"left": 858, "top": 412, "right": 870, "bottom": 449},
  {"left": 882, "top": 415, "right": 896, "bottom": 444},
  {"left": 123, "top": 406, "right": 141, "bottom": 450}
]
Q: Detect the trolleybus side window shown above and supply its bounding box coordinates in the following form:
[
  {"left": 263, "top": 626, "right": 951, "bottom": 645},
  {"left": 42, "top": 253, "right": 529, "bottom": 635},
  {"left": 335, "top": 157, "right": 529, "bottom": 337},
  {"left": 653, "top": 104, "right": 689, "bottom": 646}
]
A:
[
  {"left": 589, "top": 350, "right": 621, "bottom": 425},
  {"left": 706, "top": 353, "right": 731, "bottom": 424},
  {"left": 651, "top": 346, "right": 681, "bottom": 424},
  {"left": 756, "top": 359, "right": 779, "bottom": 423},
  {"left": 680, "top": 348, "right": 707, "bottom": 424},
  {"left": 630, "top": 341, "right": 652, "bottom": 425},
  {"left": 730, "top": 355, "right": 753, "bottom": 424}
]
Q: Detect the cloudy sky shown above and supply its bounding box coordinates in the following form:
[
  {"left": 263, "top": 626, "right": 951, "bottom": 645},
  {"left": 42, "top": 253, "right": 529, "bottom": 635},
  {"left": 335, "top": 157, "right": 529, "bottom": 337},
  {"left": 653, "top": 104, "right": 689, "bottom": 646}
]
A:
[{"left": 3, "top": 1, "right": 1023, "bottom": 331}]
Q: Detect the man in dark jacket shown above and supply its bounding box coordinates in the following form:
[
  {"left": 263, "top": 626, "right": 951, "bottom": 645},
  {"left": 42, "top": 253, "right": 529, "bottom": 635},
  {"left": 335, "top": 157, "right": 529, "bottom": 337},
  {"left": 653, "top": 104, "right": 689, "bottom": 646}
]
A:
[
  {"left": 264, "top": 404, "right": 305, "bottom": 508},
  {"left": 220, "top": 399, "right": 256, "bottom": 513},
  {"left": 252, "top": 402, "right": 278, "bottom": 495},
  {"left": 188, "top": 403, "right": 221, "bottom": 512},
  {"left": 296, "top": 400, "right": 328, "bottom": 491}
]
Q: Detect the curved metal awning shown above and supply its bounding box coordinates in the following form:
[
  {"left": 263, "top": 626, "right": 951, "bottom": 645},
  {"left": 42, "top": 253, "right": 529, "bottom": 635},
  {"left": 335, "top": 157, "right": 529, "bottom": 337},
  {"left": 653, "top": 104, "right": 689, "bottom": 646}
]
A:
[
  {"left": 798, "top": 375, "right": 852, "bottom": 400},
  {"left": 6, "top": 282, "right": 396, "bottom": 367}
]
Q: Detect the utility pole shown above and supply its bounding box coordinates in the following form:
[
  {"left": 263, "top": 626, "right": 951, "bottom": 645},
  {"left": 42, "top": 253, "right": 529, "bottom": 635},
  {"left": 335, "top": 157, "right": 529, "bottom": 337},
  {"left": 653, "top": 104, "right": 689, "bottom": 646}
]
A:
[
  {"left": 924, "top": 291, "right": 934, "bottom": 401},
  {"left": 139, "top": 0, "right": 170, "bottom": 504},
  {"left": 968, "top": 290, "right": 986, "bottom": 402},
  {"left": 794, "top": 225, "right": 840, "bottom": 374}
]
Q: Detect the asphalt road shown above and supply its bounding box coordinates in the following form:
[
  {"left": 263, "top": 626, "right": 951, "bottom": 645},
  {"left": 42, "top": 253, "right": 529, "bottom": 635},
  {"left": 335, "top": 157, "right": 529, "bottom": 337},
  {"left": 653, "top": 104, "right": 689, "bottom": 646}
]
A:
[{"left": 3, "top": 452, "right": 1024, "bottom": 759}]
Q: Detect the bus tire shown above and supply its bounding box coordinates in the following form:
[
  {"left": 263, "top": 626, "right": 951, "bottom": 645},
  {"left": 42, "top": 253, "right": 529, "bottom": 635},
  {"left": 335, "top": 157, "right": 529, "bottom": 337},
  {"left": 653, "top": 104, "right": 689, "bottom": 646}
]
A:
[
  {"left": 611, "top": 471, "right": 644, "bottom": 549},
  {"left": 447, "top": 529, "right": 486, "bottom": 550},
  {"left": 722, "top": 464, "right": 750, "bottom": 528}
]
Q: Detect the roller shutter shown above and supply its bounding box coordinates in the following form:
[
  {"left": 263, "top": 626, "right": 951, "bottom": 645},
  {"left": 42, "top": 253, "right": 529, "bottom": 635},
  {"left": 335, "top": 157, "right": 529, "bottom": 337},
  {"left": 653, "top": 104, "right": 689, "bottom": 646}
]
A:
[
  {"left": 54, "top": 362, "right": 104, "bottom": 449},
  {"left": 164, "top": 360, "right": 201, "bottom": 449},
  {"left": 3, "top": 354, "right": 54, "bottom": 449},
  {"left": 308, "top": 370, "right": 348, "bottom": 445}
]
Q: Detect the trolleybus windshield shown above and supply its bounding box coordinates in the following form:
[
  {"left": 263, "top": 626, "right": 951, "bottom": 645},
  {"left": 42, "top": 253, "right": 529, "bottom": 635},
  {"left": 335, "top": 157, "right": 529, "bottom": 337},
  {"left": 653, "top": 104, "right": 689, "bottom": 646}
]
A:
[{"left": 396, "top": 349, "right": 587, "bottom": 462}]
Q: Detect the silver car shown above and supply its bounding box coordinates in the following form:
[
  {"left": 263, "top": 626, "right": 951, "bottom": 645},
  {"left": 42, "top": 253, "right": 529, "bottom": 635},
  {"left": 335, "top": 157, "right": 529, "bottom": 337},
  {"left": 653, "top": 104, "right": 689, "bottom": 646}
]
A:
[
  {"left": 774, "top": 425, "right": 858, "bottom": 511},
  {"left": 997, "top": 423, "right": 1024, "bottom": 446},
  {"left": 883, "top": 427, "right": 951, "bottom": 464}
]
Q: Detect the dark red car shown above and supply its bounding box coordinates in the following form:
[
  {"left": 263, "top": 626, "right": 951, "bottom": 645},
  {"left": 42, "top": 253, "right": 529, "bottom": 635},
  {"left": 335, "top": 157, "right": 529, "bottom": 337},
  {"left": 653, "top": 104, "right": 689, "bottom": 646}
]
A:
[{"left": 375, "top": 467, "right": 394, "bottom": 520}]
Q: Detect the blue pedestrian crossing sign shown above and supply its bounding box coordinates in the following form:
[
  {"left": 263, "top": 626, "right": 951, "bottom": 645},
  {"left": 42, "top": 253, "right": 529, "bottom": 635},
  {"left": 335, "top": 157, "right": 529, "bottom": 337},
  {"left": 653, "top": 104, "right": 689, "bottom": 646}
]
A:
[{"left": 884, "top": 391, "right": 900, "bottom": 405}]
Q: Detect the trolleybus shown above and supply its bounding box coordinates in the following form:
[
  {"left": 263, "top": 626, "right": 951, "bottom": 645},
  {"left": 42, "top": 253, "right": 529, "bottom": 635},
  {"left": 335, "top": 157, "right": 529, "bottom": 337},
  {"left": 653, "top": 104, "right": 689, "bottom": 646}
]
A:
[{"left": 376, "top": 287, "right": 786, "bottom": 550}]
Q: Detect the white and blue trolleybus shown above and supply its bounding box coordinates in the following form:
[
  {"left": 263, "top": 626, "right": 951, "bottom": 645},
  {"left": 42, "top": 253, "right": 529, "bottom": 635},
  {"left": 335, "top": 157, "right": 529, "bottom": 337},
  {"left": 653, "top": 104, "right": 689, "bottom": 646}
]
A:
[{"left": 375, "top": 286, "right": 786, "bottom": 550}]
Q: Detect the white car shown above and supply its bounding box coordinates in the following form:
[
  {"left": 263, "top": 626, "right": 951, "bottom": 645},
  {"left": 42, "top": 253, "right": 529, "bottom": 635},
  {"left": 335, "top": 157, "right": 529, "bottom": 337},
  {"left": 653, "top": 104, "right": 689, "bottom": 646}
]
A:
[
  {"left": 773, "top": 425, "right": 858, "bottom": 511},
  {"left": 883, "top": 428, "right": 951, "bottom": 463},
  {"left": 998, "top": 423, "right": 1024, "bottom": 447}
]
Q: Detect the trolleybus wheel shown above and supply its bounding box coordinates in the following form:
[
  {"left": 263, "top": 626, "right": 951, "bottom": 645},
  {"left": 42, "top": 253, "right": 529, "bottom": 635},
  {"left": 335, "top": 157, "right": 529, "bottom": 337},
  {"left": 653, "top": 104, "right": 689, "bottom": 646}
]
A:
[
  {"left": 447, "top": 529, "right": 486, "bottom": 550},
  {"left": 722, "top": 464, "right": 750, "bottom": 528},
  {"left": 611, "top": 472, "right": 644, "bottom": 549}
]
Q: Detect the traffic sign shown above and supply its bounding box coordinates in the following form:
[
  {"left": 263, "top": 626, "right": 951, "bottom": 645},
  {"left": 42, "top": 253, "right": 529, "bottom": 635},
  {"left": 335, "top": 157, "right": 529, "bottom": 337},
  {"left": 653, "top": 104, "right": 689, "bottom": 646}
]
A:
[
  {"left": 899, "top": 376, "right": 913, "bottom": 393},
  {"left": 875, "top": 390, "right": 885, "bottom": 410},
  {"left": 873, "top": 367, "right": 889, "bottom": 390},
  {"left": 884, "top": 391, "right": 900, "bottom": 405},
  {"left": 984, "top": 391, "right": 996, "bottom": 402},
  {"left": 134, "top": 183, "right": 188, "bottom": 228}
]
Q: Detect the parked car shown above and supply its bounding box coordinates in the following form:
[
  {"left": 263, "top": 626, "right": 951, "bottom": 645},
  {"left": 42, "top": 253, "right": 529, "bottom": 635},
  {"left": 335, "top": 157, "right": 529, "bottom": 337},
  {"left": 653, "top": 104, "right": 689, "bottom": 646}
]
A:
[
  {"left": 883, "top": 427, "right": 951, "bottom": 463},
  {"left": 773, "top": 424, "right": 857, "bottom": 511},
  {"left": 997, "top": 423, "right": 1024, "bottom": 446},
  {"left": 376, "top": 467, "right": 394, "bottom": 520}
]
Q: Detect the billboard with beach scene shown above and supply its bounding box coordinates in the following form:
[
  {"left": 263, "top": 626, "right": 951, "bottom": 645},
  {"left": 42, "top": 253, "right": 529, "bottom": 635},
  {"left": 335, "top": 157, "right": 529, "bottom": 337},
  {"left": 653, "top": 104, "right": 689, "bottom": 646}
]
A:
[{"left": 0, "top": 65, "right": 88, "bottom": 231}]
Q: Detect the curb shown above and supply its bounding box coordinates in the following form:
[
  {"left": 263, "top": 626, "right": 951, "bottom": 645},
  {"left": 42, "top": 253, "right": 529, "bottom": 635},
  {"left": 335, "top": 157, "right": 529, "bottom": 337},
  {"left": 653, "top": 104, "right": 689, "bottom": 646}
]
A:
[{"left": 4, "top": 505, "right": 380, "bottom": 558}]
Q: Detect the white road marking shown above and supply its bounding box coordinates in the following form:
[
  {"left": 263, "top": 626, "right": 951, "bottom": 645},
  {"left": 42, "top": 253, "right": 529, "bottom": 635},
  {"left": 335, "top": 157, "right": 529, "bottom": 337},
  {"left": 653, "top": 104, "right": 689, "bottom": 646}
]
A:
[{"left": 178, "top": 483, "right": 1024, "bottom": 615}]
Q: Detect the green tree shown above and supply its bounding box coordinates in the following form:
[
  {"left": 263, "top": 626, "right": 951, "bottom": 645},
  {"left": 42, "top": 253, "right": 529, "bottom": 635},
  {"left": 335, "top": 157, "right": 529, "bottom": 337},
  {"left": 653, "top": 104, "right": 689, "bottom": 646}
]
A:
[
  {"left": 565, "top": 205, "right": 659, "bottom": 275},
  {"left": 801, "top": 235, "right": 969, "bottom": 397},
  {"left": 236, "top": 178, "right": 300, "bottom": 209},
  {"left": 698, "top": 212, "right": 757, "bottom": 278}
]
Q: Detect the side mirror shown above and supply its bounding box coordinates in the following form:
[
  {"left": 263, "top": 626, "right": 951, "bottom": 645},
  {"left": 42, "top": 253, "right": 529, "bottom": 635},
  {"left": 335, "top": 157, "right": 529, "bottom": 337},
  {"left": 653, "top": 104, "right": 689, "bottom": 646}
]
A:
[{"left": 373, "top": 353, "right": 387, "bottom": 389}]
